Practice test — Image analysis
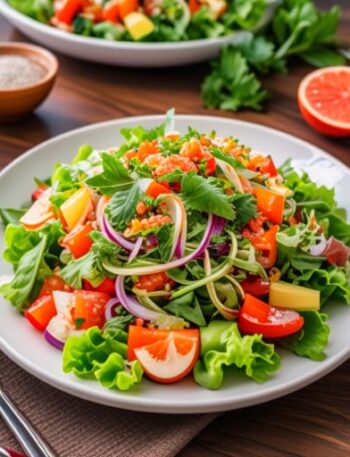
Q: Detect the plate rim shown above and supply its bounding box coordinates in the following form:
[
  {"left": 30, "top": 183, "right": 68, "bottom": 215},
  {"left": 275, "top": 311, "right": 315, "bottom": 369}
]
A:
[{"left": 0, "top": 114, "right": 349, "bottom": 414}]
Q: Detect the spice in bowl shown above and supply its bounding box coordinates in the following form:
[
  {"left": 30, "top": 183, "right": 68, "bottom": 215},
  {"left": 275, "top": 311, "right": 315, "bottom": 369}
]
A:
[
  {"left": 0, "top": 55, "right": 47, "bottom": 89},
  {"left": 0, "top": 42, "right": 59, "bottom": 123}
]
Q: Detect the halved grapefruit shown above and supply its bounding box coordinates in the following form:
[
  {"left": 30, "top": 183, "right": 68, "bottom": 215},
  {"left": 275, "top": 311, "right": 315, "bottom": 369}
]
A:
[{"left": 298, "top": 66, "right": 350, "bottom": 137}]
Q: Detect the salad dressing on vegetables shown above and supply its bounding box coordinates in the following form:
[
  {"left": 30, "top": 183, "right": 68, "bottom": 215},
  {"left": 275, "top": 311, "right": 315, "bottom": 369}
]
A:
[{"left": 1, "top": 111, "right": 349, "bottom": 392}]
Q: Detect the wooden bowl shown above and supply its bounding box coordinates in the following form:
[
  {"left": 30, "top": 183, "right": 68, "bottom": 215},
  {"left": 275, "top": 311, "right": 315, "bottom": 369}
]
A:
[{"left": 0, "top": 42, "right": 58, "bottom": 122}]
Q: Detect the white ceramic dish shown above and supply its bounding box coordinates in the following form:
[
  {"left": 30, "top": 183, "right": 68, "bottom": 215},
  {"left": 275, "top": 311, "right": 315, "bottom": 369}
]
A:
[
  {"left": 0, "top": 115, "right": 349, "bottom": 414},
  {"left": 0, "top": 0, "right": 279, "bottom": 67}
]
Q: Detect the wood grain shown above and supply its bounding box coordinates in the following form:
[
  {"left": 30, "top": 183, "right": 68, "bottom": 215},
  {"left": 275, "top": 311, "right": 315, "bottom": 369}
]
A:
[{"left": 0, "top": 1, "right": 349, "bottom": 456}]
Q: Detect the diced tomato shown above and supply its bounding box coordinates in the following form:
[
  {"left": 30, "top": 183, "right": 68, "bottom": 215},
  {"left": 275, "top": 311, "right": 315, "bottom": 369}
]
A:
[
  {"left": 238, "top": 294, "right": 304, "bottom": 338},
  {"left": 128, "top": 326, "right": 200, "bottom": 383},
  {"left": 103, "top": 0, "right": 138, "bottom": 21},
  {"left": 189, "top": 0, "right": 201, "bottom": 14},
  {"left": 135, "top": 272, "right": 172, "bottom": 292},
  {"left": 25, "top": 295, "right": 57, "bottom": 332},
  {"left": 124, "top": 150, "right": 138, "bottom": 162},
  {"left": 55, "top": 0, "right": 83, "bottom": 24},
  {"left": 259, "top": 156, "right": 278, "bottom": 177},
  {"left": 32, "top": 185, "right": 48, "bottom": 201},
  {"left": 154, "top": 155, "right": 198, "bottom": 177},
  {"left": 254, "top": 187, "right": 285, "bottom": 225},
  {"left": 241, "top": 276, "right": 270, "bottom": 297},
  {"left": 61, "top": 222, "right": 93, "bottom": 258},
  {"left": 145, "top": 180, "right": 171, "bottom": 198},
  {"left": 83, "top": 277, "right": 115, "bottom": 295},
  {"left": 39, "top": 275, "right": 71, "bottom": 299},
  {"left": 248, "top": 155, "right": 278, "bottom": 177},
  {"left": 74, "top": 290, "right": 110, "bottom": 329},
  {"left": 245, "top": 225, "right": 279, "bottom": 269},
  {"left": 180, "top": 138, "right": 216, "bottom": 175},
  {"left": 138, "top": 140, "right": 160, "bottom": 163}
]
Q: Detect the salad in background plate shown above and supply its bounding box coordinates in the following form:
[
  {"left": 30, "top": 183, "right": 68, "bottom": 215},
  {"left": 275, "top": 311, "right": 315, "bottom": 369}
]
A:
[
  {"left": 1, "top": 110, "right": 349, "bottom": 392},
  {"left": 6, "top": 0, "right": 273, "bottom": 42}
]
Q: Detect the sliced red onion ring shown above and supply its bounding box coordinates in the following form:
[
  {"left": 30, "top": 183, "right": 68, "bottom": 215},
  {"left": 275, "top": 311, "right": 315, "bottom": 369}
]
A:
[
  {"left": 105, "top": 297, "right": 120, "bottom": 321},
  {"left": 309, "top": 237, "right": 327, "bottom": 256},
  {"left": 212, "top": 216, "right": 226, "bottom": 237},
  {"left": 44, "top": 329, "right": 65, "bottom": 350},
  {"left": 115, "top": 276, "right": 161, "bottom": 322},
  {"left": 103, "top": 213, "right": 217, "bottom": 276},
  {"left": 101, "top": 213, "right": 137, "bottom": 251},
  {"left": 128, "top": 237, "right": 143, "bottom": 262}
]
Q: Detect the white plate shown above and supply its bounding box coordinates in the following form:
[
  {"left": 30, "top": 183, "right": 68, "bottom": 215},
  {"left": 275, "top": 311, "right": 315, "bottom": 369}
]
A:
[
  {"left": 0, "top": 0, "right": 279, "bottom": 67},
  {"left": 0, "top": 115, "right": 349, "bottom": 414}
]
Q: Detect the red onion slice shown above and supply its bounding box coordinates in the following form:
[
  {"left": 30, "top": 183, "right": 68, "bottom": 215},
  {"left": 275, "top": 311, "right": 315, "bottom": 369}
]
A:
[
  {"left": 128, "top": 236, "right": 143, "bottom": 262},
  {"left": 101, "top": 213, "right": 137, "bottom": 251},
  {"left": 103, "top": 213, "right": 216, "bottom": 276},
  {"left": 105, "top": 298, "right": 120, "bottom": 321},
  {"left": 44, "top": 329, "right": 65, "bottom": 350},
  {"left": 115, "top": 276, "right": 161, "bottom": 322}
]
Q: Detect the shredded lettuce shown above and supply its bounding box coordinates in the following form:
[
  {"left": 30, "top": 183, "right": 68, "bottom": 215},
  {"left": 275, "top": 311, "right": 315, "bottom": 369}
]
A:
[
  {"left": 63, "top": 326, "right": 143, "bottom": 391},
  {"left": 194, "top": 321, "right": 280, "bottom": 390}
]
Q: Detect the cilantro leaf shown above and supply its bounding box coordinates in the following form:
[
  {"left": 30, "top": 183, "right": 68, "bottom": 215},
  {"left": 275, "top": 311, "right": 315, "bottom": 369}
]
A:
[
  {"left": 230, "top": 193, "right": 257, "bottom": 230},
  {"left": 180, "top": 173, "right": 235, "bottom": 220},
  {"left": 86, "top": 153, "right": 134, "bottom": 195},
  {"left": 107, "top": 183, "right": 141, "bottom": 230},
  {"left": 202, "top": 47, "right": 269, "bottom": 112},
  {"left": 300, "top": 47, "right": 346, "bottom": 67}
]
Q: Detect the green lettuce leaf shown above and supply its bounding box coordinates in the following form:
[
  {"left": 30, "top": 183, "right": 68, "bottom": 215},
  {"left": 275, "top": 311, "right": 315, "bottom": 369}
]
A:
[
  {"left": 0, "top": 208, "right": 27, "bottom": 226},
  {"left": 194, "top": 321, "right": 280, "bottom": 390},
  {"left": 63, "top": 326, "right": 143, "bottom": 391},
  {"left": 280, "top": 311, "right": 330, "bottom": 361},
  {"left": 8, "top": 0, "right": 54, "bottom": 23}
]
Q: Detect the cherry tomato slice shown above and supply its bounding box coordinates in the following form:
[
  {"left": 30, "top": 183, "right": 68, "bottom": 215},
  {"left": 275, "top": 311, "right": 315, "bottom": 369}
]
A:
[
  {"left": 238, "top": 294, "right": 304, "bottom": 338},
  {"left": 254, "top": 187, "right": 285, "bottom": 225},
  {"left": 38, "top": 275, "right": 71, "bottom": 299},
  {"left": 241, "top": 276, "right": 270, "bottom": 297}
]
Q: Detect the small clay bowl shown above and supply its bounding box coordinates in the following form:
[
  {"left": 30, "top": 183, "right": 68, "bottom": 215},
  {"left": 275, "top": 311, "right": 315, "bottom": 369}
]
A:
[{"left": 0, "top": 42, "right": 58, "bottom": 122}]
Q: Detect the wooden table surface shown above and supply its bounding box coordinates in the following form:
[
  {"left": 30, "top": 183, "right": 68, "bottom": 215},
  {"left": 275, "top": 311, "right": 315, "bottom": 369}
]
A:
[{"left": 1, "top": 1, "right": 349, "bottom": 456}]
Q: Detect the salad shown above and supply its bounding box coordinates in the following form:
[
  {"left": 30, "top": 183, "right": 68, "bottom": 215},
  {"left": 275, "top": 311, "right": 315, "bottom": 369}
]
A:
[
  {"left": 1, "top": 111, "right": 349, "bottom": 392},
  {"left": 7, "top": 0, "right": 269, "bottom": 42}
]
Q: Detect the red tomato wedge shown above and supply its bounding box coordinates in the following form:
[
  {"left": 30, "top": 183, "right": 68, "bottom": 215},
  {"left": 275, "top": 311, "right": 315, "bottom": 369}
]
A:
[
  {"left": 254, "top": 187, "right": 285, "bottom": 225},
  {"left": 83, "top": 277, "right": 115, "bottom": 295},
  {"left": 128, "top": 326, "right": 200, "bottom": 383},
  {"left": 74, "top": 290, "right": 110, "bottom": 329},
  {"left": 145, "top": 180, "right": 171, "bottom": 198},
  {"left": 38, "top": 275, "right": 71, "bottom": 298},
  {"left": 25, "top": 295, "right": 57, "bottom": 332},
  {"left": 298, "top": 66, "right": 350, "bottom": 138},
  {"left": 20, "top": 189, "right": 55, "bottom": 230},
  {"left": 55, "top": 0, "right": 82, "bottom": 24},
  {"left": 238, "top": 294, "right": 304, "bottom": 339},
  {"left": 61, "top": 222, "right": 93, "bottom": 258},
  {"left": 241, "top": 276, "right": 270, "bottom": 297}
]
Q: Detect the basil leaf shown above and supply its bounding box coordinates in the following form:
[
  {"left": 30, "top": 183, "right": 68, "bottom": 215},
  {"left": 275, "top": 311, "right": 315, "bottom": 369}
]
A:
[{"left": 0, "top": 235, "right": 49, "bottom": 310}]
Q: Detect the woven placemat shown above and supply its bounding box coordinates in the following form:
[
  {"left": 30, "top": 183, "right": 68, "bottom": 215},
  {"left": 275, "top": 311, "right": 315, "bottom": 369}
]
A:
[{"left": 0, "top": 352, "right": 216, "bottom": 457}]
